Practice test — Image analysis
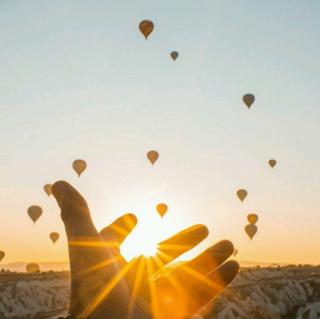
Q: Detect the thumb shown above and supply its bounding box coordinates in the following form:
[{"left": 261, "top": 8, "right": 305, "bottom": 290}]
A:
[{"left": 52, "top": 180, "right": 98, "bottom": 239}]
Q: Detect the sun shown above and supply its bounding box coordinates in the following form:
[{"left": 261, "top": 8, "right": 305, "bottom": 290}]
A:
[
  {"left": 103, "top": 194, "right": 193, "bottom": 262},
  {"left": 118, "top": 202, "right": 184, "bottom": 261},
  {"left": 121, "top": 215, "right": 164, "bottom": 260}
]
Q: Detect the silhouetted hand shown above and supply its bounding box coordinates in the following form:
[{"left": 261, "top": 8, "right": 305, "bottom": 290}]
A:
[{"left": 53, "top": 181, "right": 238, "bottom": 319}]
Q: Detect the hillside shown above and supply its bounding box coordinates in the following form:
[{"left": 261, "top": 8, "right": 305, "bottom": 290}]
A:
[{"left": 0, "top": 266, "right": 319, "bottom": 318}]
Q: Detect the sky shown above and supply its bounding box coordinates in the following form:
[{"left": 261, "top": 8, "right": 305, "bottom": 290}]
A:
[{"left": 0, "top": 0, "right": 319, "bottom": 266}]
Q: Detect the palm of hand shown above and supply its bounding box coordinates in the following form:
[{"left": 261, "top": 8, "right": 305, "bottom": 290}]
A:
[{"left": 53, "top": 181, "right": 238, "bottom": 319}]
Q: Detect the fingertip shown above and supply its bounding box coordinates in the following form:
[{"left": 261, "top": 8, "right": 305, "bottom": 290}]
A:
[
  {"left": 185, "top": 224, "right": 209, "bottom": 239},
  {"left": 189, "top": 224, "right": 209, "bottom": 239},
  {"left": 52, "top": 180, "right": 70, "bottom": 198},
  {"left": 51, "top": 181, "right": 96, "bottom": 240},
  {"left": 198, "top": 224, "right": 209, "bottom": 239},
  {"left": 216, "top": 260, "right": 240, "bottom": 284},
  {"left": 207, "top": 260, "right": 239, "bottom": 289},
  {"left": 52, "top": 180, "right": 88, "bottom": 213},
  {"left": 224, "top": 260, "right": 240, "bottom": 273},
  {"left": 124, "top": 213, "right": 138, "bottom": 227},
  {"left": 113, "top": 213, "right": 138, "bottom": 231},
  {"left": 210, "top": 240, "right": 234, "bottom": 256},
  {"left": 120, "top": 213, "right": 138, "bottom": 233}
]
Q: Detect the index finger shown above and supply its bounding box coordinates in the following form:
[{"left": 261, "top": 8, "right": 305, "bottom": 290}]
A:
[{"left": 154, "top": 224, "right": 209, "bottom": 269}]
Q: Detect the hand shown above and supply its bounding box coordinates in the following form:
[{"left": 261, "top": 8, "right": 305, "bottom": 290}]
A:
[{"left": 52, "top": 181, "right": 238, "bottom": 319}]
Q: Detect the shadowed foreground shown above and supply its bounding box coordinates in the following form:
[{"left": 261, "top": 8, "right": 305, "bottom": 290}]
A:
[{"left": 0, "top": 266, "right": 320, "bottom": 319}]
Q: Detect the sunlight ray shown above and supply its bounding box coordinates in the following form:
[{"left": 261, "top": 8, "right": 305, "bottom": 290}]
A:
[
  {"left": 146, "top": 257, "right": 161, "bottom": 319},
  {"left": 74, "top": 255, "right": 122, "bottom": 277},
  {"left": 81, "top": 258, "right": 138, "bottom": 318},
  {"left": 156, "top": 250, "right": 174, "bottom": 265},
  {"left": 128, "top": 256, "right": 146, "bottom": 315},
  {"left": 155, "top": 249, "right": 181, "bottom": 266},
  {"left": 157, "top": 243, "right": 195, "bottom": 252},
  {"left": 178, "top": 264, "right": 224, "bottom": 291},
  {"left": 109, "top": 223, "right": 132, "bottom": 237},
  {"left": 150, "top": 254, "right": 166, "bottom": 274},
  {"left": 69, "top": 240, "right": 118, "bottom": 248},
  {"left": 151, "top": 254, "right": 182, "bottom": 292}
]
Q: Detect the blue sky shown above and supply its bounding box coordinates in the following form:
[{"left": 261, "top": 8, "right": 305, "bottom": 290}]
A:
[{"left": 0, "top": 1, "right": 319, "bottom": 264}]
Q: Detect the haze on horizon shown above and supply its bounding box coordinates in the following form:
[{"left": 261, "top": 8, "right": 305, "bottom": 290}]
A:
[{"left": 0, "top": 0, "right": 319, "bottom": 266}]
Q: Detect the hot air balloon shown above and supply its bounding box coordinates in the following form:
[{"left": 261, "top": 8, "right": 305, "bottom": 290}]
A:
[
  {"left": 269, "top": 159, "right": 277, "bottom": 168},
  {"left": 50, "top": 232, "right": 60, "bottom": 244},
  {"left": 26, "top": 263, "right": 40, "bottom": 274},
  {"left": 27, "top": 206, "right": 43, "bottom": 224},
  {"left": 139, "top": 20, "right": 154, "bottom": 39},
  {"left": 237, "top": 189, "right": 248, "bottom": 202},
  {"left": 156, "top": 203, "right": 168, "bottom": 218},
  {"left": 243, "top": 94, "right": 255, "bottom": 109},
  {"left": 44, "top": 184, "right": 52, "bottom": 196},
  {"left": 245, "top": 224, "right": 257, "bottom": 240},
  {"left": 147, "top": 150, "right": 159, "bottom": 165},
  {"left": 73, "top": 159, "right": 87, "bottom": 177},
  {"left": 170, "top": 51, "right": 179, "bottom": 61},
  {"left": 247, "top": 214, "right": 258, "bottom": 225},
  {"left": 0, "top": 251, "right": 5, "bottom": 262},
  {"left": 233, "top": 249, "right": 238, "bottom": 257}
]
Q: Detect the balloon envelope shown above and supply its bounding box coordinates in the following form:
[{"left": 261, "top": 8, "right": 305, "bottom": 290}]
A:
[
  {"left": 156, "top": 203, "right": 168, "bottom": 218},
  {"left": 245, "top": 224, "right": 257, "bottom": 240},
  {"left": 243, "top": 94, "right": 255, "bottom": 109},
  {"left": 147, "top": 150, "right": 159, "bottom": 165},
  {"left": 44, "top": 184, "right": 52, "bottom": 196},
  {"left": 170, "top": 51, "right": 179, "bottom": 61},
  {"left": 269, "top": 159, "right": 277, "bottom": 168},
  {"left": 73, "top": 159, "right": 87, "bottom": 177},
  {"left": 27, "top": 206, "right": 43, "bottom": 224},
  {"left": 0, "top": 251, "right": 5, "bottom": 262},
  {"left": 237, "top": 189, "right": 248, "bottom": 202},
  {"left": 247, "top": 214, "right": 258, "bottom": 224},
  {"left": 139, "top": 20, "right": 154, "bottom": 39},
  {"left": 50, "top": 232, "right": 60, "bottom": 244},
  {"left": 26, "top": 263, "right": 40, "bottom": 273}
]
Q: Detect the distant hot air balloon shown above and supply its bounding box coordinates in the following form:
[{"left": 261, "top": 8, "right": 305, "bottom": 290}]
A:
[
  {"left": 26, "top": 263, "right": 40, "bottom": 273},
  {"left": 156, "top": 203, "right": 168, "bottom": 218},
  {"left": 247, "top": 214, "right": 258, "bottom": 225},
  {"left": 243, "top": 94, "right": 255, "bottom": 109},
  {"left": 139, "top": 20, "right": 154, "bottom": 39},
  {"left": 44, "top": 184, "right": 52, "bottom": 196},
  {"left": 245, "top": 224, "right": 257, "bottom": 240},
  {"left": 233, "top": 249, "right": 238, "bottom": 257},
  {"left": 170, "top": 51, "right": 179, "bottom": 61},
  {"left": 50, "top": 232, "right": 60, "bottom": 244},
  {"left": 237, "top": 189, "right": 248, "bottom": 202},
  {"left": 27, "top": 206, "right": 43, "bottom": 224},
  {"left": 147, "top": 150, "right": 159, "bottom": 165},
  {"left": 0, "top": 251, "right": 5, "bottom": 262},
  {"left": 73, "top": 159, "right": 87, "bottom": 177},
  {"left": 269, "top": 159, "right": 277, "bottom": 168}
]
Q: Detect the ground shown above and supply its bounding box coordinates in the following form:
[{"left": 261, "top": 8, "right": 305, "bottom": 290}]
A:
[{"left": 0, "top": 266, "right": 320, "bottom": 319}]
